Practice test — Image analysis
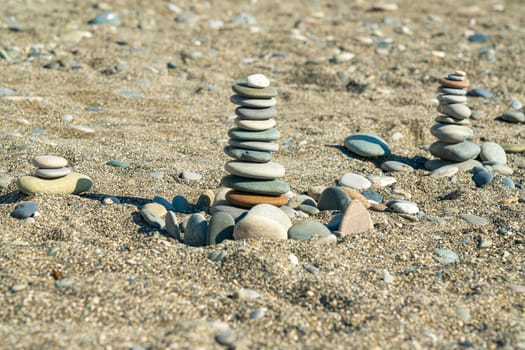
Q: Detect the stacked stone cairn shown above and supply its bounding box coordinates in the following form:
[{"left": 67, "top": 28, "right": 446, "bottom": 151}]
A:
[
  {"left": 427, "top": 71, "right": 480, "bottom": 169},
  {"left": 17, "top": 155, "right": 93, "bottom": 195},
  {"left": 221, "top": 74, "right": 290, "bottom": 208}
]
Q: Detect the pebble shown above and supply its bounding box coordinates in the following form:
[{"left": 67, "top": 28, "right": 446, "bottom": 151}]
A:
[
  {"left": 344, "top": 133, "right": 391, "bottom": 157},
  {"left": 225, "top": 161, "right": 284, "bottom": 180},
  {"left": 62, "top": 114, "right": 74, "bottom": 122},
  {"left": 165, "top": 211, "right": 181, "bottom": 240},
  {"left": 0, "top": 175, "right": 13, "bottom": 188},
  {"left": 367, "top": 175, "right": 396, "bottom": 187},
  {"left": 480, "top": 142, "right": 507, "bottom": 164},
  {"left": 11, "top": 201, "right": 38, "bottom": 218},
  {"left": 233, "top": 215, "right": 287, "bottom": 240},
  {"left": 17, "top": 172, "right": 93, "bottom": 195},
  {"left": 143, "top": 202, "right": 167, "bottom": 218},
  {"left": 228, "top": 139, "right": 279, "bottom": 152},
  {"left": 228, "top": 127, "right": 280, "bottom": 142},
  {"left": 247, "top": 204, "right": 292, "bottom": 231},
  {"left": 224, "top": 146, "right": 272, "bottom": 163},
  {"left": 435, "top": 115, "right": 471, "bottom": 125},
  {"left": 332, "top": 52, "right": 355, "bottom": 63},
  {"left": 180, "top": 170, "right": 202, "bottom": 181},
  {"left": 55, "top": 279, "right": 74, "bottom": 289},
  {"left": 297, "top": 204, "right": 319, "bottom": 215},
  {"left": 32, "top": 155, "right": 67, "bottom": 169},
  {"left": 207, "top": 212, "right": 235, "bottom": 245},
  {"left": 234, "top": 118, "right": 276, "bottom": 131},
  {"left": 47, "top": 247, "right": 59, "bottom": 256},
  {"left": 460, "top": 213, "right": 488, "bottom": 226},
  {"left": 195, "top": 190, "right": 214, "bottom": 211},
  {"left": 437, "top": 94, "right": 467, "bottom": 104},
  {"left": 372, "top": 3, "right": 398, "bottom": 11},
  {"left": 230, "top": 95, "right": 276, "bottom": 108},
  {"left": 387, "top": 200, "right": 419, "bottom": 214},
  {"left": 106, "top": 160, "right": 129, "bottom": 168},
  {"left": 140, "top": 208, "right": 165, "bottom": 229},
  {"left": 501, "top": 112, "right": 525, "bottom": 123},
  {"left": 340, "top": 187, "right": 372, "bottom": 208},
  {"left": 434, "top": 248, "right": 459, "bottom": 264},
  {"left": 153, "top": 196, "right": 173, "bottom": 211},
  {"left": 501, "top": 177, "right": 515, "bottom": 189},
  {"left": 509, "top": 285, "right": 525, "bottom": 294},
  {"left": 235, "top": 106, "right": 276, "bottom": 120},
  {"left": 437, "top": 103, "right": 471, "bottom": 120},
  {"left": 429, "top": 141, "right": 480, "bottom": 162},
  {"left": 425, "top": 158, "right": 481, "bottom": 172},
  {"left": 455, "top": 305, "right": 471, "bottom": 321},
  {"left": 338, "top": 200, "right": 373, "bottom": 236},
  {"left": 0, "top": 87, "right": 16, "bottom": 96},
  {"left": 382, "top": 269, "right": 394, "bottom": 283},
  {"left": 471, "top": 166, "right": 493, "bottom": 187},
  {"left": 477, "top": 237, "right": 493, "bottom": 249},
  {"left": 502, "top": 144, "right": 525, "bottom": 153},
  {"left": 226, "top": 191, "right": 288, "bottom": 208},
  {"left": 172, "top": 195, "right": 193, "bottom": 213},
  {"left": 119, "top": 91, "right": 144, "bottom": 98},
  {"left": 288, "top": 220, "right": 331, "bottom": 240},
  {"left": 35, "top": 167, "right": 71, "bottom": 179},
  {"left": 208, "top": 250, "right": 228, "bottom": 262},
  {"left": 430, "top": 124, "right": 473, "bottom": 143},
  {"left": 246, "top": 74, "right": 270, "bottom": 88},
  {"left": 210, "top": 201, "right": 248, "bottom": 221},
  {"left": 470, "top": 111, "right": 485, "bottom": 120},
  {"left": 10, "top": 284, "right": 28, "bottom": 292},
  {"left": 184, "top": 213, "right": 208, "bottom": 247},
  {"left": 381, "top": 160, "right": 413, "bottom": 172},
  {"left": 467, "top": 87, "right": 494, "bottom": 99},
  {"left": 317, "top": 187, "right": 350, "bottom": 211},
  {"left": 215, "top": 330, "right": 236, "bottom": 346},
  {"left": 249, "top": 308, "right": 267, "bottom": 320},
  {"left": 88, "top": 12, "right": 121, "bottom": 26},
  {"left": 438, "top": 77, "right": 469, "bottom": 89},
  {"left": 429, "top": 165, "right": 459, "bottom": 178},
  {"left": 338, "top": 173, "right": 371, "bottom": 190},
  {"left": 468, "top": 33, "right": 489, "bottom": 42},
  {"left": 71, "top": 125, "right": 95, "bottom": 133}
]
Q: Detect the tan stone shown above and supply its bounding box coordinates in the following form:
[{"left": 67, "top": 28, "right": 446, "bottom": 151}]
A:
[
  {"left": 339, "top": 200, "right": 373, "bottom": 236},
  {"left": 437, "top": 77, "right": 469, "bottom": 89},
  {"left": 233, "top": 215, "right": 287, "bottom": 240},
  {"left": 226, "top": 190, "right": 288, "bottom": 208},
  {"left": 340, "top": 187, "right": 371, "bottom": 208},
  {"left": 143, "top": 202, "right": 167, "bottom": 218}
]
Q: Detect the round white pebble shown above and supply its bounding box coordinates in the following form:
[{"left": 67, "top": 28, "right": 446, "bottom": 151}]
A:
[{"left": 246, "top": 74, "right": 270, "bottom": 88}]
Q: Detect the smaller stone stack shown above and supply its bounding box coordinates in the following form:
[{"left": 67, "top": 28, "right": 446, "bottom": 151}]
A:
[
  {"left": 17, "top": 155, "right": 93, "bottom": 195},
  {"left": 427, "top": 71, "right": 480, "bottom": 169},
  {"left": 221, "top": 74, "right": 290, "bottom": 208}
]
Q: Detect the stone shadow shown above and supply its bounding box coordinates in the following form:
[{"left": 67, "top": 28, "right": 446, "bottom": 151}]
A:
[{"left": 0, "top": 190, "right": 28, "bottom": 204}]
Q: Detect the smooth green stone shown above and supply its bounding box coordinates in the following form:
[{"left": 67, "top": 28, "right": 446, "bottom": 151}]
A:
[
  {"left": 228, "top": 128, "right": 280, "bottom": 142},
  {"left": 429, "top": 141, "right": 480, "bottom": 162},
  {"left": 288, "top": 220, "right": 331, "bottom": 241},
  {"left": 221, "top": 175, "right": 289, "bottom": 195},
  {"left": 501, "top": 111, "right": 525, "bottom": 123},
  {"left": 224, "top": 146, "right": 272, "bottom": 163},
  {"left": 344, "top": 133, "right": 391, "bottom": 158},
  {"left": 17, "top": 173, "right": 93, "bottom": 195},
  {"left": 207, "top": 212, "right": 235, "bottom": 245},
  {"left": 435, "top": 115, "right": 471, "bottom": 125},
  {"left": 232, "top": 83, "right": 277, "bottom": 98}
]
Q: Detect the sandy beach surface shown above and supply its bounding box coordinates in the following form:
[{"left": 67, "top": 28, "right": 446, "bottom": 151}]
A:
[{"left": 1, "top": 0, "right": 525, "bottom": 349}]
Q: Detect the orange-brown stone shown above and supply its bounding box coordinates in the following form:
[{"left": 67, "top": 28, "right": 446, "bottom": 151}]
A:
[
  {"left": 438, "top": 77, "right": 469, "bottom": 89},
  {"left": 226, "top": 190, "right": 288, "bottom": 208}
]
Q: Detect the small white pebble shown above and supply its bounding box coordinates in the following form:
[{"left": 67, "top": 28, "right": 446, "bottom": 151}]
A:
[
  {"left": 288, "top": 253, "right": 299, "bottom": 265},
  {"left": 246, "top": 73, "right": 270, "bottom": 88}
]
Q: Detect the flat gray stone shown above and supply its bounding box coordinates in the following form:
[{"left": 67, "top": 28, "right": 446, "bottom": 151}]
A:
[
  {"left": 501, "top": 112, "right": 525, "bottom": 123},
  {"left": 224, "top": 146, "right": 272, "bottom": 163},
  {"left": 225, "top": 161, "right": 285, "bottom": 180},
  {"left": 228, "top": 139, "right": 279, "bottom": 152},
  {"left": 184, "top": 213, "right": 207, "bottom": 247},
  {"left": 435, "top": 115, "right": 471, "bottom": 125},
  {"left": 437, "top": 103, "right": 471, "bottom": 120},
  {"left": 437, "top": 94, "right": 467, "bottom": 104},
  {"left": 288, "top": 220, "right": 331, "bottom": 240},
  {"left": 210, "top": 200, "right": 248, "bottom": 221},
  {"left": 140, "top": 208, "right": 165, "bottom": 229},
  {"left": 460, "top": 213, "right": 488, "bottom": 226},
  {"left": 32, "top": 155, "right": 67, "bottom": 169},
  {"left": 387, "top": 200, "right": 419, "bottom": 214},
  {"left": 221, "top": 175, "right": 289, "bottom": 195},
  {"left": 434, "top": 248, "right": 459, "bottom": 264},
  {"left": 344, "top": 133, "right": 391, "bottom": 157},
  {"left": 230, "top": 95, "right": 276, "bottom": 108},
  {"left": 35, "top": 167, "right": 71, "bottom": 179},
  {"left": 430, "top": 124, "right": 474, "bottom": 143},
  {"left": 11, "top": 201, "right": 38, "bottom": 218},
  {"left": 317, "top": 187, "right": 350, "bottom": 211},
  {"left": 437, "top": 86, "right": 467, "bottom": 96},
  {"left": 235, "top": 106, "right": 276, "bottom": 120},
  {"left": 232, "top": 83, "right": 277, "bottom": 98},
  {"left": 228, "top": 127, "right": 280, "bottom": 142},
  {"left": 381, "top": 161, "right": 413, "bottom": 172},
  {"left": 480, "top": 142, "right": 507, "bottom": 164},
  {"left": 207, "top": 212, "right": 235, "bottom": 245},
  {"left": 429, "top": 141, "right": 480, "bottom": 162}
]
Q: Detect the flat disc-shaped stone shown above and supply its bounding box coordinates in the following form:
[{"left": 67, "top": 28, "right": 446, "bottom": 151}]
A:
[
  {"left": 437, "top": 86, "right": 467, "bottom": 96},
  {"left": 224, "top": 146, "right": 272, "bottom": 163},
  {"left": 17, "top": 172, "right": 92, "bottom": 195},
  {"left": 435, "top": 115, "right": 471, "bottom": 125},
  {"left": 234, "top": 117, "right": 276, "bottom": 131},
  {"left": 35, "top": 167, "right": 71, "bottom": 179},
  {"left": 226, "top": 190, "right": 288, "bottom": 208},
  {"left": 430, "top": 124, "right": 474, "bottom": 143},
  {"left": 225, "top": 161, "right": 285, "bottom": 180},
  {"left": 437, "top": 94, "right": 468, "bottom": 104},
  {"left": 230, "top": 95, "right": 276, "bottom": 108},
  {"left": 438, "top": 77, "right": 470, "bottom": 89},
  {"left": 343, "top": 133, "right": 391, "bottom": 158},
  {"left": 221, "top": 175, "right": 290, "bottom": 195},
  {"left": 229, "top": 139, "right": 279, "bottom": 152},
  {"left": 228, "top": 127, "right": 280, "bottom": 142},
  {"left": 429, "top": 141, "right": 480, "bottom": 162},
  {"left": 33, "top": 155, "right": 68, "bottom": 169},
  {"left": 232, "top": 83, "right": 277, "bottom": 98},
  {"left": 437, "top": 103, "right": 471, "bottom": 120},
  {"left": 235, "top": 106, "right": 277, "bottom": 120}
]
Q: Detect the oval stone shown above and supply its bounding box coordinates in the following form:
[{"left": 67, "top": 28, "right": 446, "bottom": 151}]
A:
[
  {"left": 235, "top": 106, "right": 276, "bottom": 120},
  {"left": 288, "top": 220, "right": 331, "bottom": 241},
  {"left": 35, "top": 167, "right": 71, "bottom": 179},
  {"left": 338, "top": 200, "right": 373, "bottom": 236},
  {"left": 480, "top": 142, "right": 506, "bottom": 164},
  {"left": 338, "top": 173, "right": 371, "bottom": 190},
  {"left": 32, "top": 155, "right": 68, "bottom": 169},
  {"left": 232, "top": 83, "right": 277, "bottom": 98},
  {"left": 224, "top": 146, "right": 272, "bottom": 163},
  {"left": 437, "top": 94, "right": 467, "bottom": 104},
  {"left": 221, "top": 175, "right": 289, "bottom": 195},
  {"left": 210, "top": 201, "right": 248, "bottom": 221},
  {"left": 438, "top": 86, "right": 467, "bottom": 96},
  {"left": 387, "top": 200, "right": 419, "bottom": 214},
  {"left": 246, "top": 74, "right": 270, "bottom": 88},
  {"left": 438, "top": 77, "right": 469, "bottom": 89},
  {"left": 248, "top": 204, "right": 292, "bottom": 230},
  {"left": 184, "top": 213, "right": 208, "bottom": 247},
  {"left": 140, "top": 208, "right": 165, "bottom": 229},
  {"left": 437, "top": 104, "right": 471, "bottom": 120},
  {"left": 344, "top": 133, "right": 391, "bottom": 158},
  {"left": 430, "top": 124, "right": 474, "bottom": 143},
  {"left": 429, "top": 165, "right": 459, "bottom": 178},
  {"left": 11, "top": 201, "right": 38, "bottom": 218},
  {"left": 472, "top": 167, "right": 494, "bottom": 188},
  {"left": 230, "top": 95, "right": 276, "bottom": 108},
  {"left": 501, "top": 112, "right": 525, "bottom": 123},
  {"left": 317, "top": 187, "right": 350, "bottom": 211},
  {"left": 228, "top": 139, "right": 279, "bottom": 152},
  {"left": 226, "top": 191, "right": 288, "bottom": 208},
  {"left": 435, "top": 115, "right": 471, "bottom": 125},
  {"left": 207, "top": 212, "right": 235, "bottom": 245},
  {"left": 380, "top": 161, "right": 413, "bottom": 172},
  {"left": 228, "top": 128, "right": 280, "bottom": 142},
  {"left": 233, "top": 215, "right": 287, "bottom": 240},
  {"left": 429, "top": 141, "right": 480, "bottom": 162},
  {"left": 235, "top": 117, "right": 276, "bottom": 131},
  {"left": 17, "top": 172, "right": 92, "bottom": 195},
  {"left": 143, "top": 202, "right": 167, "bottom": 218},
  {"left": 225, "top": 161, "right": 285, "bottom": 179}
]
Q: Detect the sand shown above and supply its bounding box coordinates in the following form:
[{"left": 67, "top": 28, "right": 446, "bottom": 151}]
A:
[{"left": 1, "top": 0, "right": 525, "bottom": 348}]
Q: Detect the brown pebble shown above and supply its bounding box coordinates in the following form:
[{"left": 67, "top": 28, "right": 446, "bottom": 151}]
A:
[
  {"left": 52, "top": 268, "right": 62, "bottom": 280},
  {"left": 438, "top": 77, "right": 469, "bottom": 89},
  {"left": 399, "top": 214, "right": 418, "bottom": 222},
  {"left": 340, "top": 187, "right": 371, "bottom": 208},
  {"left": 501, "top": 144, "right": 525, "bottom": 153},
  {"left": 226, "top": 190, "right": 288, "bottom": 208},
  {"left": 370, "top": 203, "right": 388, "bottom": 212},
  {"left": 500, "top": 197, "right": 518, "bottom": 206}
]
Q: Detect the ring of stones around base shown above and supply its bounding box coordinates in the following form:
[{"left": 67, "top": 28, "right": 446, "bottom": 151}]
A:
[{"left": 225, "top": 190, "right": 288, "bottom": 208}]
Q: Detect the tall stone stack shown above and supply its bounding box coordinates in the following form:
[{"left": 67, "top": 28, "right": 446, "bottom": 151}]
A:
[
  {"left": 427, "top": 71, "right": 480, "bottom": 168},
  {"left": 221, "top": 74, "right": 290, "bottom": 208}
]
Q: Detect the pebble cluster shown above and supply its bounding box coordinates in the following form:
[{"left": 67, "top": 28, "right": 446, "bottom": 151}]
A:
[
  {"left": 427, "top": 71, "right": 480, "bottom": 169},
  {"left": 16, "top": 155, "right": 93, "bottom": 195},
  {"left": 222, "top": 74, "right": 290, "bottom": 208}
]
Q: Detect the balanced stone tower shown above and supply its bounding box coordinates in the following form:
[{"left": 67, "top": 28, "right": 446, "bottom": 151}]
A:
[
  {"left": 427, "top": 71, "right": 480, "bottom": 169},
  {"left": 221, "top": 74, "right": 290, "bottom": 208}
]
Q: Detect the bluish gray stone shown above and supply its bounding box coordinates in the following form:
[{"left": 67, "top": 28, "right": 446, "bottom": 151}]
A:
[
  {"left": 224, "top": 146, "right": 272, "bottom": 163},
  {"left": 297, "top": 204, "right": 320, "bottom": 215},
  {"left": 235, "top": 106, "right": 276, "bottom": 120},
  {"left": 153, "top": 196, "right": 173, "bottom": 210},
  {"left": 434, "top": 248, "right": 459, "bottom": 264},
  {"left": 429, "top": 141, "right": 480, "bottom": 162},
  {"left": 437, "top": 103, "right": 471, "bottom": 120},
  {"left": 430, "top": 124, "right": 473, "bottom": 143},
  {"left": 172, "top": 195, "right": 194, "bottom": 213},
  {"left": 326, "top": 213, "right": 343, "bottom": 231},
  {"left": 228, "top": 128, "right": 281, "bottom": 142},
  {"left": 11, "top": 201, "right": 38, "bottom": 218},
  {"left": 0, "top": 87, "right": 16, "bottom": 96},
  {"left": 468, "top": 33, "right": 489, "bottom": 42},
  {"left": 88, "top": 12, "right": 121, "bottom": 26},
  {"left": 207, "top": 212, "right": 235, "bottom": 245},
  {"left": 317, "top": 187, "right": 350, "bottom": 211},
  {"left": 438, "top": 86, "right": 467, "bottom": 96},
  {"left": 344, "top": 133, "right": 391, "bottom": 157},
  {"left": 460, "top": 213, "right": 488, "bottom": 226},
  {"left": 467, "top": 87, "right": 494, "bottom": 99},
  {"left": 221, "top": 175, "right": 289, "bottom": 195},
  {"left": 106, "top": 160, "right": 129, "bottom": 168},
  {"left": 480, "top": 142, "right": 507, "bottom": 164},
  {"left": 501, "top": 111, "right": 525, "bottom": 123},
  {"left": 471, "top": 166, "right": 493, "bottom": 187},
  {"left": 184, "top": 213, "right": 207, "bottom": 247},
  {"left": 502, "top": 177, "right": 515, "bottom": 189},
  {"left": 381, "top": 160, "right": 413, "bottom": 172},
  {"left": 288, "top": 220, "right": 331, "bottom": 240},
  {"left": 361, "top": 189, "right": 382, "bottom": 203}
]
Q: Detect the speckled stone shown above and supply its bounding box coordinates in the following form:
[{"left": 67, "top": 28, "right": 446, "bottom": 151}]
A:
[
  {"left": 230, "top": 95, "right": 276, "bottom": 108},
  {"left": 221, "top": 175, "right": 289, "bottom": 195},
  {"left": 288, "top": 220, "right": 331, "bottom": 241},
  {"left": 228, "top": 128, "right": 280, "bottom": 142},
  {"left": 17, "top": 172, "right": 92, "bottom": 195},
  {"left": 344, "top": 133, "right": 391, "bottom": 157},
  {"left": 429, "top": 141, "right": 480, "bottom": 162},
  {"left": 232, "top": 83, "right": 277, "bottom": 98},
  {"left": 235, "top": 106, "right": 277, "bottom": 120}
]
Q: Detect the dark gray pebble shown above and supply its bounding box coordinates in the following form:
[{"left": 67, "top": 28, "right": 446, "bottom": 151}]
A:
[{"left": 11, "top": 201, "right": 38, "bottom": 218}]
